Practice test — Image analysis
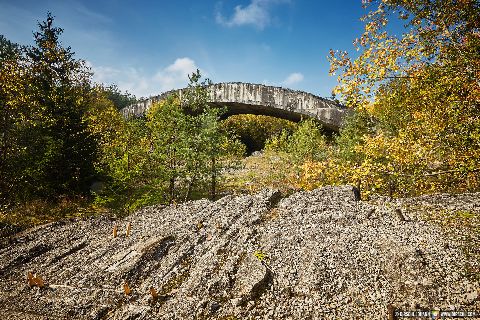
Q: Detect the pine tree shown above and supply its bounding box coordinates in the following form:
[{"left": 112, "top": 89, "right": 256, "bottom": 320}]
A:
[{"left": 25, "top": 13, "right": 96, "bottom": 197}]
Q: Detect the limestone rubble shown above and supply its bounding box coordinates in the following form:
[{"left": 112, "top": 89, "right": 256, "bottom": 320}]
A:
[{"left": 0, "top": 186, "right": 479, "bottom": 319}]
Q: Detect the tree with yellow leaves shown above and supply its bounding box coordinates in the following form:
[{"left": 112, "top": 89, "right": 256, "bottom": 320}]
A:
[{"left": 327, "top": 0, "right": 480, "bottom": 196}]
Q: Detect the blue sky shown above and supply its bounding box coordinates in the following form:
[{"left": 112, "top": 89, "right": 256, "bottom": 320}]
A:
[{"left": 0, "top": 0, "right": 370, "bottom": 98}]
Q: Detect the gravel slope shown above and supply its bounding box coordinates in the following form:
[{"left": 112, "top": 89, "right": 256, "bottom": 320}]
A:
[{"left": 0, "top": 186, "right": 479, "bottom": 319}]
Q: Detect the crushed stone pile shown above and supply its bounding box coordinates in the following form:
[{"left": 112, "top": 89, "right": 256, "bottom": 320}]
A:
[{"left": 0, "top": 185, "right": 479, "bottom": 319}]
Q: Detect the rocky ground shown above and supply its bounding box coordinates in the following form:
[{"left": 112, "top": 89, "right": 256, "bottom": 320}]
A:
[{"left": 0, "top": 185, "right": 479, "bottom": 319}]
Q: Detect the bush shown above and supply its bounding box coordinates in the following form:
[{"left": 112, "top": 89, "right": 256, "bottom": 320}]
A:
[
  {"left": 265, "top": 119, "right": 328, "bottom": 163},
  {"left": 222, "top": 114, "right": 297, "bottom": 153}
]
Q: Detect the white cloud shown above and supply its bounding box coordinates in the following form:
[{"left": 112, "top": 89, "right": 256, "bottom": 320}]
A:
[
  {"left": 215, "top": 0, "right": 289, "bottom": 29},
  {"left": 88, "top": 63, "right": 120, "bottom": 83},
  {"left": 89, "top": 57, "right": 202, "bottom": 98},
  {"left": 153, "top": 57, "right": 199, "bottom": 90},
  {"left": 282, "top": 72, "right": 304, "bottom": 86}
]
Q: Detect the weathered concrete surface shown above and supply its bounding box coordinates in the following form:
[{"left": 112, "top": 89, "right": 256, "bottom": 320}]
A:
[
  {"left": 1, "top": 186, "right": 479, "bottom": 319},
  {"left": 121, "top": 83, "right": 349, "bottom": 131}
]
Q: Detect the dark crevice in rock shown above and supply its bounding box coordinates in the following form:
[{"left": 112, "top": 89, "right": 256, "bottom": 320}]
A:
[
  {"left": 228, "top": 252, "right": 246, "bottom": 290},
  {"left": 0, "top": 223, "right": 25, "bottom": 249},
  {"left": 144, "top": 236, "right": 176, "bottom": 261},
  {"left": 249, "top": 268, "right": 274, "bottom": 302},
  {"left": 50, "top": 241, "right": 88, "bottom": 264},
  {"left": 0, "top": 243, "right": 53, "bottom": 276},
  {"left": 160, "top": 257, "right": 192, "bottom": 299},
  {"left": 266, "top": 190, "right": 283, "bottom": 208},
  {"left": 92, "top": 306, "right": 110, "bottom": 320},
  {"left": 125, "top": 236, "right": 176, "bottom": 285},
  {"left": 125, "top": 312, "right": 143, "bottom": 320},
  {"left": 165, "top": 245, "right": 194, "bottom": 275}
]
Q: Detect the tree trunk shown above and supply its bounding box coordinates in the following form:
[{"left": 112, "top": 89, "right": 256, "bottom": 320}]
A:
[
  {"left": 185, "top": 177, "right": 195, "bottom": 202},
  {"left": 169, "top": 147, "right": 176, "bottom": 204},
  {"left": 210, "top": 157, "right": 216, "bottom": 200},
  {"left": 356, "top": 179, "right": 361, "bottom": 201},
  {"left": 169, "top": 177, "right": 175, "bottom": 204},
  {"left": 126, "top": 138, "right": 131, "bottom": 213}
]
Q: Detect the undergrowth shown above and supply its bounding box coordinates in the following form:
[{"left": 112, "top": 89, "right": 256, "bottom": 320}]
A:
[{"left": 0, "top": 196, "right": 111, "bottom": 238}]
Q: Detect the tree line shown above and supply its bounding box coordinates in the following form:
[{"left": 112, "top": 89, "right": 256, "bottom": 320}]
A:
[
  {"left": 92, "top": 71, "right": 244, "bottom": 212},
  {"left": 300, "top": 0, "right": 480, "bottom": 197},
  {"left": 230, "top": 0, "right": 480, "bottom": 199},
  {"left": 2, "top": 0, "right": 479, "bottom": 220},
  {"left": 0, "top": 13, "right": 243, "bottom": 214}
]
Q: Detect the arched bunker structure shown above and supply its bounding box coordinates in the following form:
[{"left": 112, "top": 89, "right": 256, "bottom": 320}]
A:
[{"left": 121, "top": 82, "right": 349, "bottom": 131}]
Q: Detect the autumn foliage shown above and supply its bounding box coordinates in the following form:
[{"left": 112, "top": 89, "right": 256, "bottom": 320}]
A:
[
  {"left": 222, "top": 114, "right": 297, "bottom": 153},
  {"left": 0, "top": 15, "right": 244, "bottom": 218},
  {"left": 245, "top": 1, "right": 479, "bottom": 198},
  {"left": 2, "top": 2, "right": 480, "bottom": 229},
  {"left": 309, "top": 0, "right": 480, "bottom": 197}
]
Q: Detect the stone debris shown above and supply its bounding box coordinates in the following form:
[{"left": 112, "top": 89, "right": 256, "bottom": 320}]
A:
[{"left": 0, "top": 185, "right": 479, "bottom": 319}]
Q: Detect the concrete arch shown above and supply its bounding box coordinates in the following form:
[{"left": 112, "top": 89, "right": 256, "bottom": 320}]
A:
[{"left": 121, "top": 82, "right": 349, "bottom": 131}]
